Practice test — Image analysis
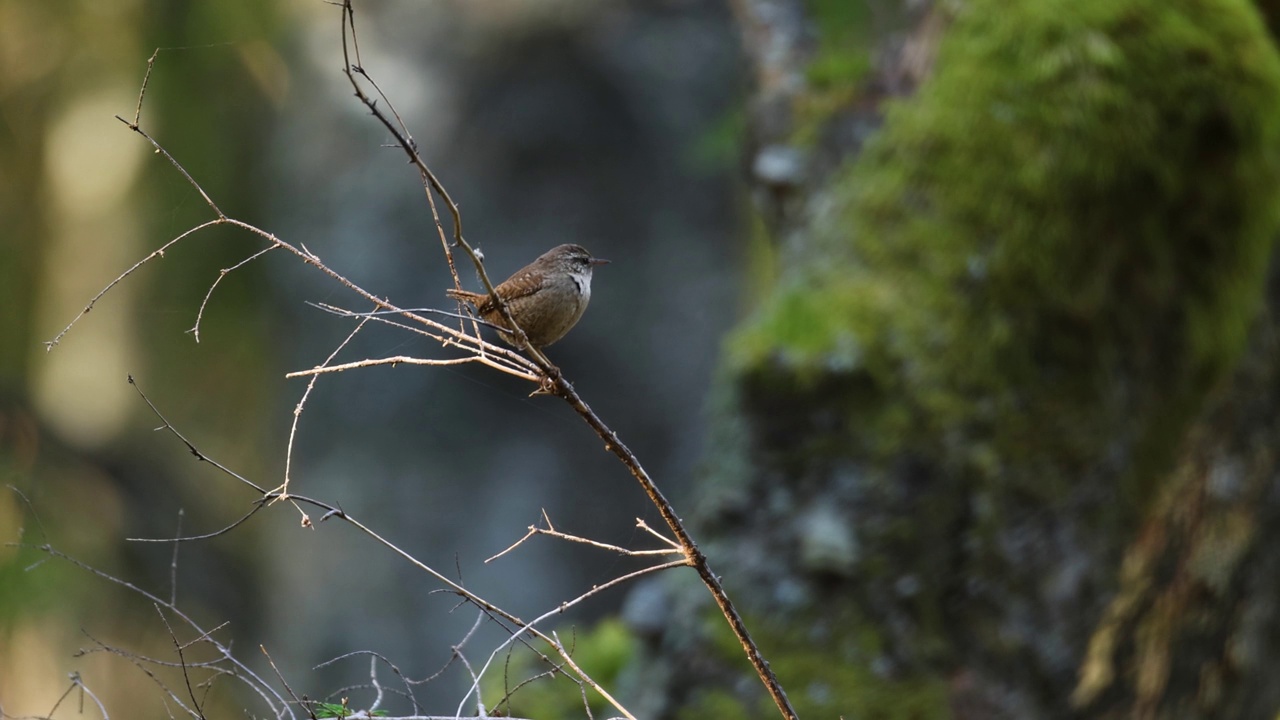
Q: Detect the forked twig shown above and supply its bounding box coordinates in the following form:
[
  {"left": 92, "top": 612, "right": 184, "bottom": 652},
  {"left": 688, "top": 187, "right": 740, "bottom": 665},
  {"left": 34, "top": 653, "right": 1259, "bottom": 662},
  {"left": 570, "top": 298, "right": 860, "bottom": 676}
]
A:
[
  {"left": 44, "top": 219, "right": 223, "bottom": 350},
  {"left": 280, "top": 311, "right": 372, "bottom": 506},
  {"left": 155, "top": 605, "right": 208, "bottom": 720},
  {"left": 456, "top": 559, "right": 685, "bottom": 719},
  {"left": 486, "top": 510, "right": 685, "bottom": 564},
  {"left": 189, "top": 246, "right": 277, "bottom": 342}
]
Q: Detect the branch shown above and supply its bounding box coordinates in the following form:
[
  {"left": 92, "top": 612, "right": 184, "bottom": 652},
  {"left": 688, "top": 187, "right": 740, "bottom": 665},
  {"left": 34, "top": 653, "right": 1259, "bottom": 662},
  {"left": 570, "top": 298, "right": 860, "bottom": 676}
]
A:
[
  {"left": 329, "top": 10, "right": 797, "bottom": 712},
  {"left": 42, "top": 4, "right": 800, "bottom": 716},
  {"left": 123, "top": 380, "right": 643, "bottom": 720},
  {"left": 486, "top": 511, "right": 684, "bottom": 564}
]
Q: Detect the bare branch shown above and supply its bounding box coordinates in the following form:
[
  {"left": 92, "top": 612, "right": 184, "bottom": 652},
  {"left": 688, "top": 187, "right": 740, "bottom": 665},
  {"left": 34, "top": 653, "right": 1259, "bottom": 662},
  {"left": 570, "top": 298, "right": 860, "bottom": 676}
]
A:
[
  {"left": 126, "top": 503, "right": 265, "bottom": 544},
  {"left": 458, "top": 558, "right": 687, "bottom": 719},
  {"left": 43, "top": 219, "right": 224, "bottom": 351},
  {"left": 154, "top": 605, "right": 208, "bottom": 720},
  {"left": 189, "top": 246, "right": 278, "bottom": 342},
  {"left": 259, "top": 645, "right": 306, "bottom": 718},
  {"left": 128, "top": 376, "right": 268, "bottom": 495},
  {"left": 13, "top": 545, "right": 296, "bottom": 718},
  {"left": 635, "top": 518, "right": 682, "bottom": 550},
  {"left": 123, "top": 386, "right": 641, "bottom": 719},
  {"left": 280, "top": 311, "right": 373, "bottom": 502},
  {"left": 486, "top": 512, "right": 686, "bottom": 564},
  {"left": 128, "top": 48, "right": 160, "bottom": 127},
  {"left": 169, "top": 509, "right": 183, "bottom": 606}
]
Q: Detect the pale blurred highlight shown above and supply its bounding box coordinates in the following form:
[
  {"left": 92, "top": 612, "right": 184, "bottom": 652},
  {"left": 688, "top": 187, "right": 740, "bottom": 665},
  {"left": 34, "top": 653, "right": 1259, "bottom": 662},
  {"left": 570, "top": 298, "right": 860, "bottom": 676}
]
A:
[{"left": 33, "top": 88, "right": 146, "bottom": 450}]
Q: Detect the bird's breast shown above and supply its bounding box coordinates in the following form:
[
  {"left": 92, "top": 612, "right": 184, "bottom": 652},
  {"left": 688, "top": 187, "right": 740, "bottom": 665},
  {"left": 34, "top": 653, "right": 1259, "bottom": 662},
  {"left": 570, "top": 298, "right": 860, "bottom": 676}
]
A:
[{"left": 571, "top": 270, "right": 592, "bottom": 305}]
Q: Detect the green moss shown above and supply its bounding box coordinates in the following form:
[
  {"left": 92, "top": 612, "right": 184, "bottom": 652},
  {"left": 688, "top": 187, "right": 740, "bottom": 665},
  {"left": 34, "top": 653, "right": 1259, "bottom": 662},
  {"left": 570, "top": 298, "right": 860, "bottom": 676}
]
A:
[
  {"left": 806, "top": 0, "right": 874, "bottom": 89},
  {"left": 690, "top": 108, "right": 747, "bottom": 172},
  {"left": 684, "top": 606, "right": 950, "bottom": 719},
  {"left": 793, "top": 0, "right": 876, "bottom": 146},
  {"left": 484, "top": 619, "right": 636, "bottom": 718},
  {"left": 733, "top": 0, "right": 1280, "bottom": 502}
]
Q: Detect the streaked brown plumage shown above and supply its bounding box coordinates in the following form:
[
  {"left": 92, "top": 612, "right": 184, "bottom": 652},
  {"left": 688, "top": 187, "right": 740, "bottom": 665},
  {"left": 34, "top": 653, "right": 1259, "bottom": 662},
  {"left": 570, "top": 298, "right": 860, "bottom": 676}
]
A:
[{"left": 447, "top": 243, "right": 609, "bottom": 348}]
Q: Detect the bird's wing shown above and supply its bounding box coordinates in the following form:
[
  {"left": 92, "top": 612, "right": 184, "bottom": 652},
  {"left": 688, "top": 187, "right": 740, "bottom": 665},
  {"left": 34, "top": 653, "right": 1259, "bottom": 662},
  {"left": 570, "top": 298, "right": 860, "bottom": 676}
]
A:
[{"left": 477, "top": 271, "right": 544, "bottom": 313}]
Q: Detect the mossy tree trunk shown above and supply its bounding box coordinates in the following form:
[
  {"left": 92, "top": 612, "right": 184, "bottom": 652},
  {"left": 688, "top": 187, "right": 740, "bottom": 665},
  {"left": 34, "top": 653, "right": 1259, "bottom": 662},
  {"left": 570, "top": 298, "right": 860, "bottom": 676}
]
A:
[{"left": 626, "top": 1, "right": 1280, "bottom": 718}]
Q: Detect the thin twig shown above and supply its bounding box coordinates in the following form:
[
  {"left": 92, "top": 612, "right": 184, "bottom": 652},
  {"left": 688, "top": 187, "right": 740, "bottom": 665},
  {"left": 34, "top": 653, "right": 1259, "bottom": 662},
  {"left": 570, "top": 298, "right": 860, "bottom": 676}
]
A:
[
  {"left": 169, "top": 509, "right": 183, "bottom": 606},
  {"left": 74, "top": 675, "right": 111, "bottom": 720},
  {"left": 635, "top": 518, "right": 682, "bottom": 550},
  {"left": 280, "top": 311, "right": 373, "bottom": 503},
  {"left": 35, "top": 676, "right": 80, "bottom": 720},
  {"left": 44, "top": 219, "right": 224, "bottom": 350},
  {"left": 315, "top": 648, "right": 422, "bottom": 716},
  {"left": 126, "top": 503, "right": 265, "bottom": 543},
  {"left": 457, "top": 559, "right": 687, "bottom": 719},
  {"left": 78, "top": 629, "right": 203, "bottom": 719},
  {"left": 126, "top": 387, "right": 641, "bottom": 720},
  {"left": 155, "top": 605, "right": 208, "bottom": 720},
  {"left": 129, "top": 48, "right": 160, "bottom": 126},
  {"left": 486, "top": 512, "right": 685, "bottom": 564},
  {"left": 189, "top": 246, "right": 278, "bottom": 342},
  {"left": 366, "top": 655, "right": 386, "bottom": 714},
  {"left": 6, "top": 484, "right": 50, "bottom": 545},
  {"left": 16, "top": 545, "right": 296, "bottom": 719},
  {"left": 285, "top": 355, "right": 536, "bottom": 380},
  {"left": 260, "top": 645, "right": 306, "bottom": 718},
  {"left": 336, "top": 1, "right": 547, "bottom": 365},
  {"left": 128, "top": 376, "right": 264, "bottom": 494},
  {"left": 548, "top": 377, "right": 798, "bottom": 718}
]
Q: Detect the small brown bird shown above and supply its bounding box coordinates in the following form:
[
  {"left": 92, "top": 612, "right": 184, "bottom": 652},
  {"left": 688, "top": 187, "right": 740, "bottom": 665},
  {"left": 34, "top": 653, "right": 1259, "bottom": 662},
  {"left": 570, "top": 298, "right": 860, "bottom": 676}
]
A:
[{"left": 447, "top": 243, "right": 610, "bottom": 348}]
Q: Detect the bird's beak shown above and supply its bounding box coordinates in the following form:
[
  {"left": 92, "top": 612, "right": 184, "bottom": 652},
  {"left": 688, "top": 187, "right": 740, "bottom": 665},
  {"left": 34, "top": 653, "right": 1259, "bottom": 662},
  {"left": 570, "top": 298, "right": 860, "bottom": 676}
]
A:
[{"left": 590, "top": 257, "right": 611, "bottom": 266}]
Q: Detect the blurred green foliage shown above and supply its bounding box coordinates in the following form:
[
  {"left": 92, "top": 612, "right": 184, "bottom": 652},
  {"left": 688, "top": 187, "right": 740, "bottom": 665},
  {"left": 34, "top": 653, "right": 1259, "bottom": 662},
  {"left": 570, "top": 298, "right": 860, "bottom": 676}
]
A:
[
  {"left": 314, "top": 700, "right": 388, "bottom": 718},
  {"left": 680, "top": 606, "right": 949, "bottom": 720},
  {"left": 483, "top": 618, "right": 636, "bottom": 718},
  {"left": 804, "top": 0, "right": 875, "bottom": 90},
  {"left": 1, "top": 0, "right": 286, "bottom": 714},
  {"left": 793, "top": 0, "right": 875, "bottom": 147}
]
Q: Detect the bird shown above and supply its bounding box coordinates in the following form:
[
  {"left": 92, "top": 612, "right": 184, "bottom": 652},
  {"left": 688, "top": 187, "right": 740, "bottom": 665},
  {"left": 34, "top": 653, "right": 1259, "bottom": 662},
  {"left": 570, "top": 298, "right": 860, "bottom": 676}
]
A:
[{"left": 447, "top": 243, "right": 609, "bottom": 348}]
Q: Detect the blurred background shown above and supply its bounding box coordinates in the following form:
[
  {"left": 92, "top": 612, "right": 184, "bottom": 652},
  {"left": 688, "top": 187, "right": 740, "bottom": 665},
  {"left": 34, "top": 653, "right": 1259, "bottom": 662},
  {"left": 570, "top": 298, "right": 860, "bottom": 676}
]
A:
[
  {"left": 1, "top": 0, "right": 746, "bottom": 715},
  {"left": 8, "top": 1, "right": 1280, "bottom": 719}
]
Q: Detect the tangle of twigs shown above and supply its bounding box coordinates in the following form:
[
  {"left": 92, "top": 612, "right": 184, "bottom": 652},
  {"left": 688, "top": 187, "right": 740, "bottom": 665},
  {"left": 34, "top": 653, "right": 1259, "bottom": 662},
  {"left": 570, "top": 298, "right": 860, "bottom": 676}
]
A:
[{"left": 38, "top": 2, "right": 797, "bottom": 718}]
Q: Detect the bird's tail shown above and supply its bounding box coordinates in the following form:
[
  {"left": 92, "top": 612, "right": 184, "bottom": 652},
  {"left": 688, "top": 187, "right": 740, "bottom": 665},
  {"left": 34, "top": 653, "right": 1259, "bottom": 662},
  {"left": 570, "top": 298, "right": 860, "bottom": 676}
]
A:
[{"left": 446, "top": 289, "right": 487, "bottom": 306}]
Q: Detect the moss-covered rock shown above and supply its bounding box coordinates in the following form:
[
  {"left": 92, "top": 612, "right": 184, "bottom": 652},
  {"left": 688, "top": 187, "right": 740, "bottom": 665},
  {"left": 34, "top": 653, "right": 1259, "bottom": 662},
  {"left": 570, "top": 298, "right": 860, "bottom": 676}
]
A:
[
  {"left": 733, "top": 0, "right": 1280, "bottom": 505},
  {"left": 687, "top": 0, "right": 1280, "bottom": 716}
]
